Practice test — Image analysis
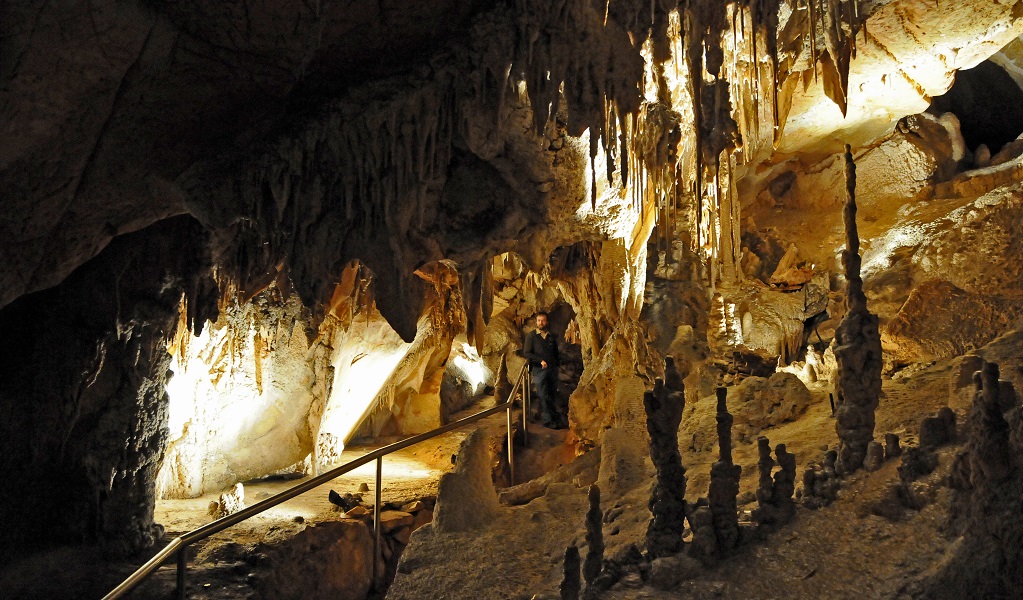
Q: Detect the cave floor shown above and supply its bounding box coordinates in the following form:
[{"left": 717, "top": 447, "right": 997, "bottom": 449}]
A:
[
  {"left": 2, "top": 400, "right": 576, "bottom": 600},
  {"left": 4, "top": 363, "right": 960, "bottom": 600},
  {"left": 156, "top": 433, "right": 467, "bottom": 541},
  {"left": 390, "top": 360, "right": 961, "bottom": 600}
]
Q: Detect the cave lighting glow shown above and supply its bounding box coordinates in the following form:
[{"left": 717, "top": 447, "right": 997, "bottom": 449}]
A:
[
  {"left": 452, "top": 342, "right": 489, "bottom": 392},
  {"left": 317, "top": 338, "right": 410, "bottom": 464}
]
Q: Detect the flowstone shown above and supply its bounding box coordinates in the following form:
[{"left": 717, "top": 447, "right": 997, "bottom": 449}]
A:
[{"left": 833, "top": 145, "right": 883, "bottom": 474}]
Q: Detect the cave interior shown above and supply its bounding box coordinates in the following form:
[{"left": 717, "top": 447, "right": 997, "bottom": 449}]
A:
[{"left": 5, "top": 0, "right": 1023, "bottom": 598}]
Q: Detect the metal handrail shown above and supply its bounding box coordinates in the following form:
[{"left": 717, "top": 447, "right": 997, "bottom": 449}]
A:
[{"left": 104, "top": 363, "right": 530, "bottom": 600}]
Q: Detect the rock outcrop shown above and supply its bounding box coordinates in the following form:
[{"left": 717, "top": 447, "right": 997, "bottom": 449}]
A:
[
  {"left": 0, "top": 217, "right": 217, "bottom": 561},
  {"left": 432, "top": 429, "right": 500, "bottom": 533},
  {"left": 918, "top": 360, "right": 1023, "bottom": 598}
]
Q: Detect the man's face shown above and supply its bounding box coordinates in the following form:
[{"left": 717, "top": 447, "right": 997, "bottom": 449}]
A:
[{"left": 536, "top": 314, "right": 548, "bottom": 331}]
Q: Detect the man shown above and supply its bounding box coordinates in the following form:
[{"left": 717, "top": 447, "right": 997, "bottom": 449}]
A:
[{"left": 523, "top": 311, "right": 565, "bottom": 429}]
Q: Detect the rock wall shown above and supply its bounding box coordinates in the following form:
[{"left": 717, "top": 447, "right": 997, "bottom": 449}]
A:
[
  {"left": 157, "top": 293, "right": 329, "bottom": 498},
  {"left": 0, "top": 216, "right": 217, "bottom": 564}
]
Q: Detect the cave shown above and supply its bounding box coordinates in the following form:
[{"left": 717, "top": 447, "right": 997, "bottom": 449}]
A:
[
  {"left": 928, "top": 60, "right": 1023, "bottom": 159},
  {"left": 5, "top": 1, "right": 1023, "bottom": 599}
]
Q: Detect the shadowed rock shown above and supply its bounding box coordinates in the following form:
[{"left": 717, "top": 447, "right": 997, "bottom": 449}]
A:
[
  {"left": 644, "top": 364, "right": 687, "bottom": 559},
  {"left": 708, "top": 386, "right": 741, "bottom": 554},
  {"left": 561, "top": 545, "right": 581, "bottom": 600},
  {"left": 920, "top": 360, "right": 1023, "bottom": 598},
  {"left": 583, "top": 484, "right": 604, "bottom": 592}
]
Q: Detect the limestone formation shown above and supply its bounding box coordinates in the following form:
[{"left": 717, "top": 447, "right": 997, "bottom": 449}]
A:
[
  {"left": 754, "top": 437, "right": 776, "bottom": 516},
  {"left": 800, "top": 450, "right": 840, "bottom": 510},
  {"left": 0, "top": 218, "right": 217, "bottom": 560},
  {"left": 921, "top": 359, "right": 1023, "bottom": 598},
  {"left": 753, "top": 437, "right": 797, "bottom": 526},
  {"left": 432, "top": 429, "right": 500, "bottom": 533},
  {"left": 864, "top": 442, "right": 885, "bottom": 471},
  {"left": 833, "top": 145, "right": 884, "bottom": 474},
  {"left": 963, "top": 363, "right": 1013, "bottom": 483},
  {"left": 9, "top": 0, "right": 1023, "bottom": 593},
  {"left": 920, "top": 408, "right": 958, "bottom": 449},
  {"left": 898, "top": 447, "right": 939, "bottom": 483},
  {"left": 772, "top": 444, "right": 797, "bottom": 523},
  {"left": 256, "top": 519, "right": 375, "bottom": 600},
  {"left": 208, "top": 483, "right": 246, "bottom": 519},
  {"left": 707, "top": 387, "right": 741, "bottom": 554},
  {"left": 686, "top": 502, "right": 717, "bottom": 562},
  {"left": 583, "top": 484, "right": 604, "bottom": 591},
  {"left": 644, "top": 371, "right": 687, "bottom": 559},
  {"left": 561, "top": 545, "right": 581, "bottom": 600},
  {"left": 884, "top": 433, "right": 903, "bottom": 459}
]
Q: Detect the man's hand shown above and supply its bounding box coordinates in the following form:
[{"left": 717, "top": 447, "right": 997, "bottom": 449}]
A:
[{"left": 541, "top": 360, "right": 548, "bottom": 369}]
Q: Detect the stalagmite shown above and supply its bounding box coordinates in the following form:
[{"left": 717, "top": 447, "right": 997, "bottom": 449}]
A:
[
  {"left": 864, "top": 441, "right": 885, "bottom": 471},
  {"left": 753, "top": 437, "right": 797, "bottom": 527},
  {"left": 929, "top": 360, "right": 1023, "bottom": 598},
  {"left": 773, "top": 444, "right": 797, "bottom": 522},
  {"left": 583, "top": 484, "right": 604, "bottom": 592},
  {"left": 884, "top": 433, "right": 902, "bottom": 459},
  {"left": 687, "top": 501, "right": 717, "bottom": 562},
  {"left": 964, "top": 362, "right": 1012, "bottom": 483},
  {"left": 644, "top": 366, "right": 687, "bottom": 558},
  {"left": 561, "top": 545, "right": 581, "bottom": 600},
  {"left": 833, "top": 144, "right": 882, "bottom": 474},
  {"left": 708, "top": 386, "right": 741, "bottom": 553},
  {"left": 753, "top": 436, "right": 776, "bottom": 523}
]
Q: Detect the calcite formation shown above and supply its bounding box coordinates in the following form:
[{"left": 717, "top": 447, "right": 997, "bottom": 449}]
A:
[
  {"left": 921, "top": 360, "right": 1023, "bottom": 598},
  {"left": 801, "top": 449, "right": 840, "bottom": 510},
  {"left": 707, "top": 387, "right": 741, "bottom": 554},
  {"left": 833, "top": 145, "right": 883, "bottom": 474},
  {"left": 884, "top": 433, "right": 903, "bottom": 459},
  {"left": 753, "top": 437, "right": 797, "bottom": 528},
  {"left": 0, "top": 217, "right": 217, "bottom": 560},
  {"left": 644, "top": 369, "right": 687, "bottom": 559},
  {"left": 919, "top": 407, "right": 958, "bottom": 449},
  {"left": 561, "top": 545, "right": 582, "bottom": 600},
  {"left": 6, "top": 0, "right": 1023, "bottom": 585},
  {"left": 686, "top": 501, "right": 717, "bottom": 562},
  {"left": 583, "top": 484, "right": 604, "bottom": 593}
]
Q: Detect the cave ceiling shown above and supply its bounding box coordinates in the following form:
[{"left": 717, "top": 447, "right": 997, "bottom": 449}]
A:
[{"left": 3, "top": 0, "right": 1023, "bottom": 341}]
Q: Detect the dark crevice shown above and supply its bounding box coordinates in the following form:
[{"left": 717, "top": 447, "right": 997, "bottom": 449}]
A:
[{"left": 928, "top": 60, "right": 1023, "bottom": 154}]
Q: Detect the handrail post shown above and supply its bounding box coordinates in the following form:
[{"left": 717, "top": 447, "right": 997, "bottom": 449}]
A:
[
  {"left": 176, "top": 546, "right": 187, "bottom": 600},
  {"left": 522, "top": 368, "right": 529, "bottom": 447},
  {"left": 373, "top": 456, "right": 382, "bottom": 590},
  {"left": 506, "top": 402, "right": 515, "bottom": 486}
]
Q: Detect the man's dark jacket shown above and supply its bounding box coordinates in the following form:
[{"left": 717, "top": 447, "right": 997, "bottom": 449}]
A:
[{"left": 524, "top": 329, "right": 559, "bottom": 370}]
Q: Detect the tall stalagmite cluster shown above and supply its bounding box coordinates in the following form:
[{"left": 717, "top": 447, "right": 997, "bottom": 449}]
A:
[
  {"left": 833, "top": 144, "right": 883, "bottom": 474},
  {"left": 708, "top": 386, "right": 742, "bottom": 554},
  {"left": 644, "top": 369, "right": 687, "bottom": 558},
  {"left": 922, "top": 360, "right": 1023, "bottom": 598}
]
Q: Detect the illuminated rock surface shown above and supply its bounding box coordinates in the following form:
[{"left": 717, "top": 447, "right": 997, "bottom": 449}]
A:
[{"left": 5, "top": 0, "right": 1023, "bottom": 599}]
